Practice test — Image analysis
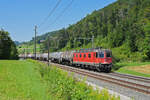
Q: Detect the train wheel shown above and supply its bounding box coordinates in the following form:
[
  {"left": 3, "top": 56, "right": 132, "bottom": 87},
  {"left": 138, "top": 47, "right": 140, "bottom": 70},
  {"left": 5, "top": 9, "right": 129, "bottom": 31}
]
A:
[
  {"left": 104, "top": 65, "right": 112, "bottom": 73},
  {"left": 72, "top": 64, "right": 75, "bottom": 67},
  {"left": 105, "top": 68, "right": 110, "bottom": 73},
  {"left": 74, "top": 64, "right": 78, "bottom": 67},
  {"left": 85, "top": 65, "right": 89, "bottom": 69},
  {"left": 90, "top": 66, "right": 95, "bottom": 70},
  {"left": 87, "top": 65, "right": 91, "bottom": 70},
  {"left": 99, "top": 65, "right": 104, "bottom": 72},
  {"left": 96, "top": 67, "right": 101, "bottom": 72},
  {"left": 81, "top": 64, "right": 85, "bottom": 69}
]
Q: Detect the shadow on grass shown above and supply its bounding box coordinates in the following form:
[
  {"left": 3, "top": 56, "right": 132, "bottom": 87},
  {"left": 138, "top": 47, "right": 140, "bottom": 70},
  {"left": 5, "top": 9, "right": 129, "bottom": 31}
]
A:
[
  {"left": 112, "top": 63, "right": 127, "bottom": 71},
  {"left": 112, "top": 55, "right": 122, "bottom": 71}
]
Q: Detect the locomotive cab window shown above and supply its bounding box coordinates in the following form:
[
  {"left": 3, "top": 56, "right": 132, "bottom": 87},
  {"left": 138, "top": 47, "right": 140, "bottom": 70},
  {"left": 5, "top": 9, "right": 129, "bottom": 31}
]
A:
[
  {"left": 99, "top": 52, "right": 104, "bottom": 58},
  {"left": 106, "top": 52, "right": 111, "bottom": 57},
  {"left": 96, "top": 52, "right": 98, "bottom": 58}
]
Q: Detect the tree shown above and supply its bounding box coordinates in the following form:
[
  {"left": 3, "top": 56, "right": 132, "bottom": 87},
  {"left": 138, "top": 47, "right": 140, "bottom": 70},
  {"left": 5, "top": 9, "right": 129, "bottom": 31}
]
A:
[
  {"left": 143, "top": 23, "right": 150, "bottom": 59},
  {"left": 142, "top": 7, "right": 150, "bottom": 59},
  {"left": 0, "top": 30, "right": 18, "bottom": 59}
]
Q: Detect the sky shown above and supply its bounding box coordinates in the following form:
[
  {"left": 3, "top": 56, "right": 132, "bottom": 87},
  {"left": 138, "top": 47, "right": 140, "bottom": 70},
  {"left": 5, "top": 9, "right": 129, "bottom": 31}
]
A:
[{"left": 0, "top": 0, "right": 116, "bottom": 42}]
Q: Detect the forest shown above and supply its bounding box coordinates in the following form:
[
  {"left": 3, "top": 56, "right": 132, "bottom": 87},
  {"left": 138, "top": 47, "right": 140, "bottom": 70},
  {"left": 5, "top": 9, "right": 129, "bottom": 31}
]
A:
[
  {"left": 20, "top": 0, "right": 150, "bottom": 62},
  {"left": 0, "top": 30, "right": 18, "bottom": 59}
]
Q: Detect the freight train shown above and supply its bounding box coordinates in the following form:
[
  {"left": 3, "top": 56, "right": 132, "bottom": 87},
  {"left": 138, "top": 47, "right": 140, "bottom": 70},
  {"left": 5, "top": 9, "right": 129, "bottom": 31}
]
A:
[{"left": 20, "top": 47, "right": 112, "bottom": 72}]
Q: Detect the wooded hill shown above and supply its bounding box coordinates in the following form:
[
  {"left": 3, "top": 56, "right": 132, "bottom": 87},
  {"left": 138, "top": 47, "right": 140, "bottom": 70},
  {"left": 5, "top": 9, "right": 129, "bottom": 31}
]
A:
[{"left": 20, "top": 0, "right": 150, "bottom": 62}]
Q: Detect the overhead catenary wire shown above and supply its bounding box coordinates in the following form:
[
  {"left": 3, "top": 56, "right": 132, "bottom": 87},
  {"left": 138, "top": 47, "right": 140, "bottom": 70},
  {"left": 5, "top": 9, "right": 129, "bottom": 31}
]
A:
[
  {"left": 41, "top": 0, "right": 74, "bottom": 33},
  {"left": 38, "top": 0, "right": 62, "bottom": 29},
  {"left": 51, "top": 0, "right": 74, "bottom": 25},
  {"left": 37, "top": 0, "right": 74, "bottom": 51}
]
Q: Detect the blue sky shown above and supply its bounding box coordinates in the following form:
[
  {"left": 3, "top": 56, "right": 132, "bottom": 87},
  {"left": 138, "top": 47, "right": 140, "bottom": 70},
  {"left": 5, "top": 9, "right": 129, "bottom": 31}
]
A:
[{"left": 0, "top": 0, "right": 116, "bottom": 42}]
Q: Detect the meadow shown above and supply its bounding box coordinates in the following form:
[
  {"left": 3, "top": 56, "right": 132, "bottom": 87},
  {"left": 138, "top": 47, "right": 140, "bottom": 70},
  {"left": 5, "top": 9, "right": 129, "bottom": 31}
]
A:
[
  {"left": 0, "top": 60, "right": 53, "bottom": 100},
  {"left": 114, "top": 62, "right": 150, "bottom": 78},
  {"left": 0, "top": 60, "right": 120, "bottom": 100}
]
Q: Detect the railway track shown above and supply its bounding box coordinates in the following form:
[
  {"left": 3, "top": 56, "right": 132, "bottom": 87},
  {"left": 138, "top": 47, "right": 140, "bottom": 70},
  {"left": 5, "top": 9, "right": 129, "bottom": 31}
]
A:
[
  {"left": 109, "top": 72, "right": 150, "bottom": 84},
  {"left": 49, "top": 62, "right": 150, "bottom": 95}
]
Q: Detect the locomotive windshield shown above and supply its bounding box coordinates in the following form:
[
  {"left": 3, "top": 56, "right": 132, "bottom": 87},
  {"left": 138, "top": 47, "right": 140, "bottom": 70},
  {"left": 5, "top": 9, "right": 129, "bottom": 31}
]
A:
[
  {"left": 98, "top": 52, "right": 104, "bottom": 58},
  {"left": 97, "top": 51, "right": 111, "bottom": 58},
  {"left": 106, "top": 51, "right": 112, "bottom": 57}
]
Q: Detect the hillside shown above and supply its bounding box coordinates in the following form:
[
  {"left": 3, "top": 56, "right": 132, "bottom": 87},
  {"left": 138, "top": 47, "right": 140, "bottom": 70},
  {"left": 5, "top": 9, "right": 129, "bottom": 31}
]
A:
[
  {"left": 19, "top": 0, "right": 150, "bottom": 62},
  {"left": 18, "top": 31, "right": 56, "bottom": 54}
]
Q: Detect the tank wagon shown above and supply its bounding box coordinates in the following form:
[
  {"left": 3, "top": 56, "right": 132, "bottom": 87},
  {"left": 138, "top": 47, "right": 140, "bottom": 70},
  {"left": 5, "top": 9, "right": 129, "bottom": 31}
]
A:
[
  {"left": 41, "top": 53, "right": 48, "bottom": 61},
  {"left": 50, "top": 52, "right": 63, "bottom": 63},
  {"left": 61, "top": 51, "right": 74, "bottom": 65}
]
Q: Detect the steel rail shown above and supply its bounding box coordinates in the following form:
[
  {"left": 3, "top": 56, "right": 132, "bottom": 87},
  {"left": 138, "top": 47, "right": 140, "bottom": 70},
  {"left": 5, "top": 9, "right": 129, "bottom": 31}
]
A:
[{"left": 109, "top": 72, "right": 150, "bottom": 83}]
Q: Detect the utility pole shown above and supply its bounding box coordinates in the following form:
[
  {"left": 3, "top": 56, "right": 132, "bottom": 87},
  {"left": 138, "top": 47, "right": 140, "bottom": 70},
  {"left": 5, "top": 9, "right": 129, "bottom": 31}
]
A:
[
  {"left": 48, "top": 35, "right": 50, "bottom": 66},
  {"left": 24, "top": 48, "right": 26, "bottom": 59},
  {"left": 92, "top": 35, "right": 94, "bottom": 48},
  {"left": 74, "top": 35, "right": 95, "bottom": 48},
  {"left": 27, "top": 45, "right": 28, "bottom": 56},
  {"left": 34, "top": 25, "right": 37, "bottom": 60},
  {"left": 74, "top": 38, "right": 76, "bottom": 48}
]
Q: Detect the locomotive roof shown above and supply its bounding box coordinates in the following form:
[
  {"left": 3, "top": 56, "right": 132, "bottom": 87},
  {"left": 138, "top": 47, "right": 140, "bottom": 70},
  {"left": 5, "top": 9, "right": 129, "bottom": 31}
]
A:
[{"left": 75, "top": 47, "right": 111, "bottom": 53}]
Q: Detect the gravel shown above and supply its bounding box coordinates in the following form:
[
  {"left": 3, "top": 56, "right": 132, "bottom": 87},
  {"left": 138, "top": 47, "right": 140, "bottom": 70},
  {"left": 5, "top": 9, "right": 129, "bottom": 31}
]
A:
[
  {"left": 86, "top": 81, "right": 131, "bottom": 100},
  {"left": 73, "top": 72, "right": 150, "bottom": 100}
]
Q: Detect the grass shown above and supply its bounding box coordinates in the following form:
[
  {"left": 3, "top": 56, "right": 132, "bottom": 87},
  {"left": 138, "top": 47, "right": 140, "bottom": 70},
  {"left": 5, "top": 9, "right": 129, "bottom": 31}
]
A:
[
  {"left": 114, "top": 62, "right": 150, "bottom": 78},
  {"left": 0, "top": 60, "right": 53, "bottom": 100},
  {"left": 0, "top": 60, "right": 120, "bottom": 100}
]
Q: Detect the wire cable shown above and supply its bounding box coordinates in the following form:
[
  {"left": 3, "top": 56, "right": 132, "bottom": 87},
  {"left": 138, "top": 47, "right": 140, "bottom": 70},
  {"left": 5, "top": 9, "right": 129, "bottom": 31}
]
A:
[
  {"left": 41, "top": 0, "right": 74, "bottom": 32},
  {"left": 51, "top": 0, "right": 74, "bottom": 25},
  {"left": 38, "top": 0, "right": 62, "bottom": 29}
]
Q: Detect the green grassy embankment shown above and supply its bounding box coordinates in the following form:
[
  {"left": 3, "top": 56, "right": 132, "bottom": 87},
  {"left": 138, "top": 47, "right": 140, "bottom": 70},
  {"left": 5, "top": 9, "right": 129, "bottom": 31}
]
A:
[
  {"left": 114, "top": 62, "right": 150, "bottom": 78},
  {"left": 0, "top": 60, "right": 120, "bottom": 100},
  {"left": 30, "top": 60, "right": 120, "bottom": 100}
]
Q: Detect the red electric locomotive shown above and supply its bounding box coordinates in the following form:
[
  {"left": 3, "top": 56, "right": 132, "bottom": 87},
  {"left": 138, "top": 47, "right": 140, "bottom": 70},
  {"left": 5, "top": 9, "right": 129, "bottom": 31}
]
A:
[{"left": 73, "top": 48, "right": 112, "bottom": 72}]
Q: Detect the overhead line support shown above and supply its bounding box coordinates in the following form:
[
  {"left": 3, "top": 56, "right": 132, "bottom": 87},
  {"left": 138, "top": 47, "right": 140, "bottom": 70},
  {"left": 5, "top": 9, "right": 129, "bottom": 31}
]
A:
[
  {"left": 34, "top": 25, "right": 37, "bottom": 60},
  {"left": 48, "top": 34, "right": 50, "bottom": 66}
]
